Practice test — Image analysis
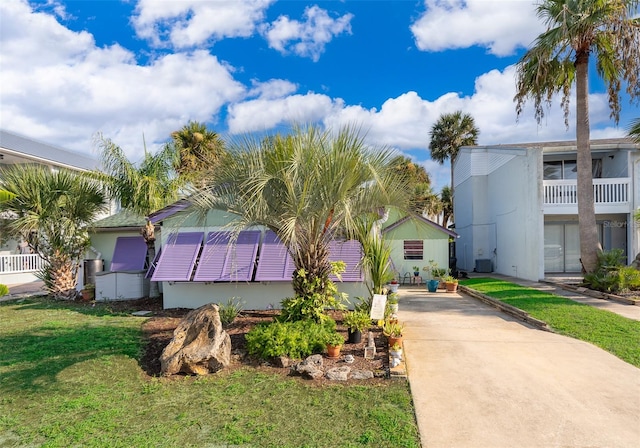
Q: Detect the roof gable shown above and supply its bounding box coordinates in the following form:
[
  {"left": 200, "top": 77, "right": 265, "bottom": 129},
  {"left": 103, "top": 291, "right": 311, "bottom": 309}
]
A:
[{"left": 382, "top": 214, "right": 457, "bottom": 239}]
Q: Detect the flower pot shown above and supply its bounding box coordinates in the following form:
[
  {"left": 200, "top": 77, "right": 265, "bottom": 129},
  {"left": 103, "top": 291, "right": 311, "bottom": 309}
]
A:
[
  {"left": 347, "top": 329, "right": 362, "bottom": 344},
  {"left": 445, "top": 282, "right": 458, "bottom": 293},
  {"left": 414, "top": 271, "right": 420, "bottom": 277},
  {"left": 389, "top": 303, "right": 399, "bottom": 314},
  {"left": 390, "top": 348, "right": 403, "bottom": 360},
  {"left": 427, "top": 280, "right": 439, "bottom": 292},
  {"left": 326, "top": 344, "right": 342, "bottom": 359},
  {"left": 79, "top": 289, "right": 94, "bottom": 302},
  {"left": 387, "top": 335, "right": 403, "bottom": 348},
  {"left": 388, "top": 283, "right": 399, "bottom": 293}
]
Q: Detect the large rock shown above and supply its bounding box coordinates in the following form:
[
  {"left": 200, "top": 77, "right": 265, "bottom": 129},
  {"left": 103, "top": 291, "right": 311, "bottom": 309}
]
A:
[
  {"left": 160, "top": 304, "right": 231, "bottom": 376},
  {"left": 325, "top": 366, "right": 350, "bottom": 381},
  {"left": 292, "top": 354, "right": 324, "bottom": 379}
]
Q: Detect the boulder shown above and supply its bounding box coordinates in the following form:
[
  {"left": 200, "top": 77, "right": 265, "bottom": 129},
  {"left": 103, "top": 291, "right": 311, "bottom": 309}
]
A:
[
  {"left": 351, "top": 369, "right": 374, "bottom": 380},
  {"left": 292, "top": 354, "right": 324, "bottom": 379},
  {"left": 160, "top": 304, "right": 231, "bottom": 376},
  {"left": 325, "top": 366, "right": 350, "bottom": 381}
]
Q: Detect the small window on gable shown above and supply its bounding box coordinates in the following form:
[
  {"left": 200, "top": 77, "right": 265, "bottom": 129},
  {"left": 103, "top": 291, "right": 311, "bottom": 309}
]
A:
[{"left": 404, "top": 240, "right": 423, "bottom": 260}]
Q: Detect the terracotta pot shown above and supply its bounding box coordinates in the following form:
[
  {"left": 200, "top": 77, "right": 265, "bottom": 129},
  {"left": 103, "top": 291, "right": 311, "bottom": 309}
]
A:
[
  {"left": 80, "top": 289, "right": 94, "bottom": 302},
  {"left": 445, "top": 282, "right": 458, "bottom": 293},
  {"left": 387, "top": 335, "right": 403, "bottom": 348},
  {"left": 326, "top": 344, "right": 342, "bottom": 359}
]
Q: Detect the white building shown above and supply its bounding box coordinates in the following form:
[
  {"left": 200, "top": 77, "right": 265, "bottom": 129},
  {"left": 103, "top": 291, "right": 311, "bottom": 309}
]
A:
[{"left": 453, "top": 138, "right": 639, "bottom": 281}]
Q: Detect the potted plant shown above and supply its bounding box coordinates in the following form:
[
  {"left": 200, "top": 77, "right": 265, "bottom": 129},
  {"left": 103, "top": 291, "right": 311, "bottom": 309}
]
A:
[
  {"left": 387, "top": 293, "right": 399, "bottom": 314},
  {"left": 387, "top": 278, "right": 399, "bottom": 293},
  {"left": 325, "top": 332, "right": 344, "bottom": 359},
  {"left": 423, "top": 261, "right": 442, "bottom": 292},
  {"left": 412, "top": 266, "right": 420, "bottom": 276},
  {"left": 443, "top": 275, "right": 459, "bottom": 293},
  {"left": 382, "top": 319, "right": 404, "bottom": 348},
  {"left": 389, "top": 341, "right": 403, "bottom": 360},
  {"left": 343, "top": 310, "right": 371, "bottom": 344},
  {"left": 79, "top": 283, "right": 95, "bottom": 302}
]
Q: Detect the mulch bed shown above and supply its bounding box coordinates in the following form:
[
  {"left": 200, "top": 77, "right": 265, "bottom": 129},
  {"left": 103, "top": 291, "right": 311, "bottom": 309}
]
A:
[{"left": 106, "top": 297, "right": 390, "bottom": 384}]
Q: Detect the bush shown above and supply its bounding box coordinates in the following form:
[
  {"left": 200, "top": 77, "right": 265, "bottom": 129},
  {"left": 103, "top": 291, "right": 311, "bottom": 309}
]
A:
[
  {"left": 0, "top": 283, "right": 8, "bottom": 296},
  {"left": 245, "top": 319, "right": 336, "bottom": 359},
  {"left": 218, "top": 297, "right": 244, "bottom": 326},
  {"left": 342, "top": 310, "right": 371, "bottom": 333},
  {"left": 584, "top": 249, "right": 640, "bottom": 293}
]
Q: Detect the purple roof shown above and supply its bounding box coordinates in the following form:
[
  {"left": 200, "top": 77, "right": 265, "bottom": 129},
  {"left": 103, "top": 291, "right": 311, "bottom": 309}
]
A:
[
  {"left": 329, "top": 240, "right": 364, "bottom": 282},
  {"left": 110, "top": 236, "right": 148, "bottom": 271},
  {"left": 193, "top": 230, "right": 260, "bottom": 282},
  {"left": 254, "top": 231, "right": 295, "bottom": 281},
  {"left": 151, "top": 232, "right": 203, "bottom": 281}
]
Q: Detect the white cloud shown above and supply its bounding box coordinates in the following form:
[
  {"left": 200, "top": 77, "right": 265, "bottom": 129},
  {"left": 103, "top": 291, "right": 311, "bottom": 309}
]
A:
[
  {"left": 132, "top": 0, "right": 275, "bottom": 48},
  {"left": 0, "top": 0, "right": 245, "bottom": 160},
  {"left": 247, "top": 79, "right": 298, "bottom": 100},
  {"left": 261, "top": 5, "right": 353, "bottom": 61},
  {"left": 410, "top": 0, "right": 543, "bottom": 56}
]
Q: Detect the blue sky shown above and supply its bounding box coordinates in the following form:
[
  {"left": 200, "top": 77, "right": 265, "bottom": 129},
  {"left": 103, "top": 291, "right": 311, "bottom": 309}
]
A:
[{"left": 1, "top": 0, "right": 637, "bottom": 191}]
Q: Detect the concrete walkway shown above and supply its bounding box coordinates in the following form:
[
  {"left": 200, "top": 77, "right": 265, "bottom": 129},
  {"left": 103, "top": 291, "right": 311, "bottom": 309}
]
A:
[
  {"left": 0, "top": 281, "right": 46, "bottom": 302},
  {"left": 397, "top": 285, "right": 640, "bottom": 448}
]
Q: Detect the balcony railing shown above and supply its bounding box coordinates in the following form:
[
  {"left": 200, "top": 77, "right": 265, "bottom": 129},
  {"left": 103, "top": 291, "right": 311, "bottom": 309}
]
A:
[
  {"left": 0, "top": 254, "right": 46, "bottom": 274},
  {"left": 543, "top": 177, "right": 630, "bottom": 206}
]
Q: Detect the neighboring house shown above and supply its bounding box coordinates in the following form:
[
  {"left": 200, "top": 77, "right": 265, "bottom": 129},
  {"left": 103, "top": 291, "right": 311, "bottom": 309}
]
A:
[
  {"left": 0, "top": 129, "right": 104, "bottom": 285},
  {"left": 380, "top": 209, "right": 457, "bottom": 283},
  {"left": 453, "top": 138, "right": 640, "bottom": 281},
  {"left": 88, "top": 203, "right": 456, "bottom": 309}
]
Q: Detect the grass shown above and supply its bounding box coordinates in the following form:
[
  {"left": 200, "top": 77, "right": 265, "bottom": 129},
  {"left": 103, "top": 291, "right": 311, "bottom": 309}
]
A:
[
  {"left": 460, "top": 278, "right": 640, "bottom": 367},
  {"left": 0, "top": 298, "right": 420, "bottom": 448}
]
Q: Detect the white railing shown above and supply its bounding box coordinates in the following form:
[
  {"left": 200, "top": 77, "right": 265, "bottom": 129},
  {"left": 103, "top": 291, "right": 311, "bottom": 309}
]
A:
[
  {"left": 543, "top": 178, "right": 630, "bottom": 206},
  {"left": 0, "top": 254, "right": 46, "bottom": 273}
]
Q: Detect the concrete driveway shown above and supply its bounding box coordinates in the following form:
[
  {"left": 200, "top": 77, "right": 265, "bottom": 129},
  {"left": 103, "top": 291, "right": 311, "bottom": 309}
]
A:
[{"left": 398, "top": 287, "right": 640, "bottom": 448}]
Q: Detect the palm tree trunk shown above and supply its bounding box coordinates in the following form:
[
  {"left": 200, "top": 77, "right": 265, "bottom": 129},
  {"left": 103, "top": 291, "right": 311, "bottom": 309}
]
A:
[
  {"left": 47, "top": 253, "right": 78, "bottom": 300},
  {"left": 575, "top": 53, "right": 601, "bottom": 273},
  {"left": 142, "top": 220, "right": 160, "bottom": 299},
  {"left": 291, "top": 241, "right": 331, "bottom": 298}
]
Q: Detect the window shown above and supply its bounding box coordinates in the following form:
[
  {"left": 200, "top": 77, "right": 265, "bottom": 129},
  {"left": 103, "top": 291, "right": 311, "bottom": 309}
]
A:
[
  {"left": 543, "top": 159, "right": 602, "bottom": 180},
  {"left": 403, "top": 240, "right": 423, "bottom": 260}
]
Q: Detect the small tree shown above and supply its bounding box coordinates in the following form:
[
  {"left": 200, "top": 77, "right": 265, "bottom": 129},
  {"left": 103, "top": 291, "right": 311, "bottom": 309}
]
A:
[{"left": 0, "top": 165, "right": 108, "bottom": 299}]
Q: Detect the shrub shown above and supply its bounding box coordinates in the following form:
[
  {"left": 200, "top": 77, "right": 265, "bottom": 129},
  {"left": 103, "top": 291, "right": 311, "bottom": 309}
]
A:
[
  {"left": 218, "top": 297, "right": 244, "bottom": 326},
  {"left": 342, "top": 310, "right": 371, "bottom": 333},
  {"left": 0, "top": 283, "right": 8, "bottom": 296},
  {"left": 245, "top": 319, "right": 336, "bottom": 359},
  {"left": 584, "top": 249, "right": 640, "bottom": 293}
]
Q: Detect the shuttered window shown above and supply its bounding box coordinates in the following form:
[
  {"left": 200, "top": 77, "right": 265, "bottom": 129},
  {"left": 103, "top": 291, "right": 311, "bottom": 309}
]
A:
[{"left": 404, "top": 240, "right": 423, "bottom": 260}]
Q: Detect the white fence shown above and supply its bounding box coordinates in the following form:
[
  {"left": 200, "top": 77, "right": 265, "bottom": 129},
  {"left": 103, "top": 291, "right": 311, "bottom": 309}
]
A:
[
  {"left": 0, "top": 254, "right": 46, "bottom": 273},
  {"left": 543, "top": 178, "right": 630, "bottom": 206}
]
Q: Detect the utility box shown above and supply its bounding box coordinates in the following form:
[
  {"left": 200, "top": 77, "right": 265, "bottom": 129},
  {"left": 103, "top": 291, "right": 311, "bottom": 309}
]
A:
[
  {"left": 475, "top": 259, "right": 493, "bottom": 273},
  {"left": 83, "top": 259, "right": 104, "bottom": 287}
]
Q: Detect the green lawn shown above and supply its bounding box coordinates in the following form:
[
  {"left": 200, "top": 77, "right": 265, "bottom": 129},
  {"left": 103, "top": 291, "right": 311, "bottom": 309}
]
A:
[
  {"left": 461, "top": 278, "right": 640, "bottom": 367},
  {"left": 0, "top": 298, "right": 420, "bottom": 448}
]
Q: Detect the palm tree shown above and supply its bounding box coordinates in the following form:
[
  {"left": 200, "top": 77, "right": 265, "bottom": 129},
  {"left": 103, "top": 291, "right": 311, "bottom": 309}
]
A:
[
  {"left": 440, "top": 186, "right": 453, "bottom": 228},
  {"left": 628, "top": 118, "right": 640, "bottom": 144},
  {"left": 515, "top": 0, "right": 640, "bottom": 273},
  {"left": 189, "top": 125, "right": 411, "bottom": 316},
  {"left": 170, "top": 121, "right": 226, "bottom": 187},
  {"left": 0, "top": 165, "right": 108, "bottom": 299},
  {"left": 389, "top": 155, "right": 435, "bottom": 215},
  {"left": 429, "top": 111, "right": 479, "bottom": 199},
  {"left": 93, "top": 134, "right": 184, "bottom": 297}
]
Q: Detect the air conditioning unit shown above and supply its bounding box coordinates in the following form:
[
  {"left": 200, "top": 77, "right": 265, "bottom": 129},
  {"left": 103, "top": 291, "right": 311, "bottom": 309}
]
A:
[{"left": 475, "top": 259, "right": 493, "bottom": 273}]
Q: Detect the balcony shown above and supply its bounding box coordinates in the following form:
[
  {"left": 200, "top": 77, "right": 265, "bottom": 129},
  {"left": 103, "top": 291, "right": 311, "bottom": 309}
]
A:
[{"left": 543, "top": 177, "right": 631, "bottom": 214}]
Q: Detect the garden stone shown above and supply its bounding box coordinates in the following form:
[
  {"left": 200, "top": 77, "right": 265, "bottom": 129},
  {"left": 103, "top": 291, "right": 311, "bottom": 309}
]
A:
[
  {"left": 351, "top": 370, "right": 374, "bottom": 380},
  {"left": 325, "top": 366, "right": 350, "bottom": 381},
  {"left": 275, "top": 356, "right": 291, "bottom": 368},
  {"left": 160, "top": 304, "right": 231, "bottom": 376},
  {"left": 292, "top": 354, "right": 325, "bottom": 379}
]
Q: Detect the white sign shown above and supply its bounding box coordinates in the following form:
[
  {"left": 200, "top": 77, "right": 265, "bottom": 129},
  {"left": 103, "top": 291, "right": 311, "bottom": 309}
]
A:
[{"left": 370, "top": 294, "right": 387, "bottom": 320}]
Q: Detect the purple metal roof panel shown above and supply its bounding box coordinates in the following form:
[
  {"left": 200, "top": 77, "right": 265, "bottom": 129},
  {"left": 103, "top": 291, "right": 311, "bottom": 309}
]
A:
[
  {"left": 254, "top": 231, "right": 295, "bottom": 281},
  {"left": 151, "top": 232, "right": 203, "bottom": 281},
  {"left": 329, "top": 240, "right": 364, "bottom": 282},
  {"left": 110, "top": 236, "right": 148, "bottom": 271}
]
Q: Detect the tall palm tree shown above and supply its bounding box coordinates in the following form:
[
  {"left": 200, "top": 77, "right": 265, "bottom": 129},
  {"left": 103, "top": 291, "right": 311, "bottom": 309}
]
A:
[
  {"left": 189, "top": 125, "right": 411, "bottom": 312},
  {"left": 93, "top": 134, "right": 184, "bottom": 297},
  {"left": 389, "top": 155, "right": 435, "bottom": 215},
  {"left": 0, "top": 165, "right": 108, "bottom": 299},
  {"left": 429, "top": 111, "right": 479, "bottom": 199},
  {"left": 515, "top": 0, "right": 640, "bottom": 273},
  {"left": 170, "top": 121, "right": 226, "bottom": 187}
]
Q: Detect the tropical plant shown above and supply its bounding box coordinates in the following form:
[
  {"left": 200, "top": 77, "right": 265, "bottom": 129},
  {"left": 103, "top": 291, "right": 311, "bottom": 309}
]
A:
[
  {"left": 628, "top": 118, "right": 640, "bottom": 144},
  {"left": 170, "top": 121, "right": 226, "bottom": 187},
  {"left": 514, "top": 0, "right": 640, "bottom": 273},
  {"left": 0, "top": 165, "right": 108, "bottom": 299},
  {"left": 429, "top": 111, "right": 479, "bottom": 198},
  {"left": 342, "top": 310, "right": 371, "bottom": 333},
  {"left": 245, "top": 319, "right": 337, "bottom": 359},
  {"left": 93, "top": 133, "right": 185, "bottom": 297},
  {"left": 325, "top": 331, "right": 345, "bottom": 347},
  {"left": 381, "top": 319, "right": 404, "bottom": 338},
  {"left": 189, "top": 125, "right": 411, "bottom": 319},
  {"left": 0, "top": 284, "right": 8, "bottom": 296},
  {"left": 354, "top": 213, "right": 395, "bottom": 296},
  {"left": 440, "top": 185, "right": 453, "bottom": 227},
  {"left": 218, "top": 297, "right": 244, "bottom": 326},
  {"left": 584, "top": 249, "right": 640, "bottom": 293}
]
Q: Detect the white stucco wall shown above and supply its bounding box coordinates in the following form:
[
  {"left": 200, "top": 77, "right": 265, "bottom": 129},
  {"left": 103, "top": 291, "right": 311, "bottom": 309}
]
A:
[{"left": 454, "top": 147, "right": 543, "bottom": 281}]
